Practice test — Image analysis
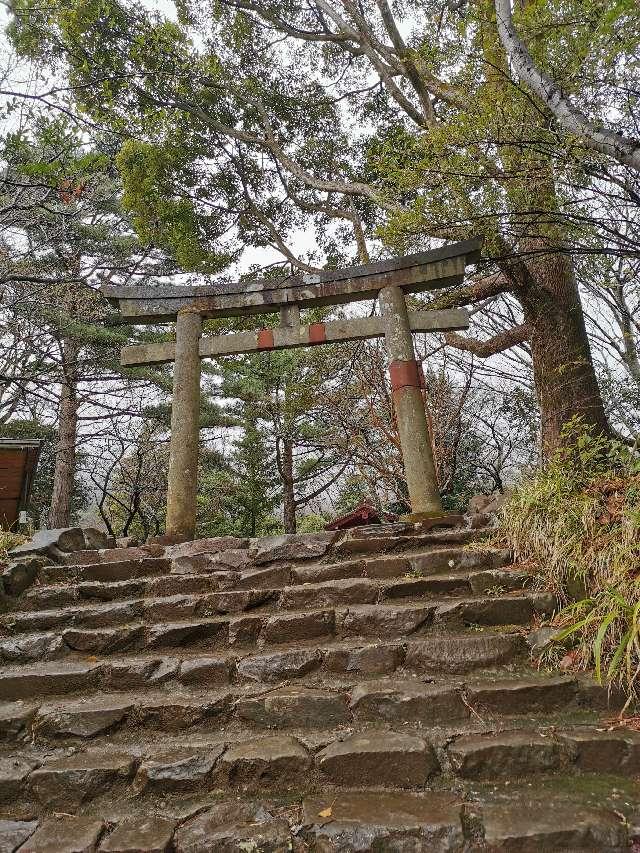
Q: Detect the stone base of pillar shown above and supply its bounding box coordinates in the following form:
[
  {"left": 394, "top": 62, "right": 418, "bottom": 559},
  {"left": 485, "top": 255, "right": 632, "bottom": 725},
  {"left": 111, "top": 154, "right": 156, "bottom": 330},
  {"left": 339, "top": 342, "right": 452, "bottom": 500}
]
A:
[{"left": 400, "top": 511, "right": 464, "bottom": 529}]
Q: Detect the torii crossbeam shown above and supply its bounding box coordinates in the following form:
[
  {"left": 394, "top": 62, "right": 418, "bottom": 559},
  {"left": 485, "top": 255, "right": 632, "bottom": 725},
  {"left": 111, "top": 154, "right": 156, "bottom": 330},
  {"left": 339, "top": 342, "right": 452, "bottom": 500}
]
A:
[{"left": 102, "top": 238, "right": 481, "bottom": 541}]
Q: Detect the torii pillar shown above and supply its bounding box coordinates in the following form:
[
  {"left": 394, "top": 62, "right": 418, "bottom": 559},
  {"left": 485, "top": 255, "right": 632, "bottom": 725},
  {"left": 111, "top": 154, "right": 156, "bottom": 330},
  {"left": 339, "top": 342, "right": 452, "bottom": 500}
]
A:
[
  {"left": 165, "top": 308, "right": 202, "bottom": 540},
  {"left": 380, "top": 285, "right": 443, "bottom": 520}
]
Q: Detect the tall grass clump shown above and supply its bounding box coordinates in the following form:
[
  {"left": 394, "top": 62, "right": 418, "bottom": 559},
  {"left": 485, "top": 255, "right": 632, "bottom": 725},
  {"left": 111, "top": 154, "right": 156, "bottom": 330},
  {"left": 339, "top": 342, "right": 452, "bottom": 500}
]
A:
[
  {"left": 500, "top": 419, "right": 640, "bottom": 708},
  {"left": 0, "top": 529, "right": 26, "bottom": 563}
]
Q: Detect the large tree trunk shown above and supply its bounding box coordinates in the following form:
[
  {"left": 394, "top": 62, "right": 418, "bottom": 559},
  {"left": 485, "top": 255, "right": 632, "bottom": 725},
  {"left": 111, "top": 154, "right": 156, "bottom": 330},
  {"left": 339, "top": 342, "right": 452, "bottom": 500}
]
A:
[
  {"left": 518, "top": 249, "right": 610, "bottom": 456},
  {"left": 281, "top": 437, "right": 297, "bottom": 534},
  {"left": 49, "top": 337, "right": 79, "bottom": 528}
]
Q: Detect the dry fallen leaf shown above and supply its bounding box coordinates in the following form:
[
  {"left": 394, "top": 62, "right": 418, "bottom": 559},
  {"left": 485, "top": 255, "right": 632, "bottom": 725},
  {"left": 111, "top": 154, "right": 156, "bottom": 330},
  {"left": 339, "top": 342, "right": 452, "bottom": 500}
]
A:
[{"left": 318, "top": 807, "right": 332, "bottom": 818}]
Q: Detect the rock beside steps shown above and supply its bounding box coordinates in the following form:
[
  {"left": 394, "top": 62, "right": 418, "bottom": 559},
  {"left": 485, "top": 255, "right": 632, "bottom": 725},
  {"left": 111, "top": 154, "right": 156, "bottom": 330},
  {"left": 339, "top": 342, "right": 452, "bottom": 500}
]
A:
[{"left": 0, "top": 525, "right": 638, "bottom": 851}]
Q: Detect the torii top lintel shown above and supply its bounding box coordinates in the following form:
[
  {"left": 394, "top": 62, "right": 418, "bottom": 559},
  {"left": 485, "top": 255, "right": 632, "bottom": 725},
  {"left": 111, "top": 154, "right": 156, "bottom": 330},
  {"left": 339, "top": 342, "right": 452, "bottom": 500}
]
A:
[{"left": 101, "top": 238, "right": 482, "bottom": 324}]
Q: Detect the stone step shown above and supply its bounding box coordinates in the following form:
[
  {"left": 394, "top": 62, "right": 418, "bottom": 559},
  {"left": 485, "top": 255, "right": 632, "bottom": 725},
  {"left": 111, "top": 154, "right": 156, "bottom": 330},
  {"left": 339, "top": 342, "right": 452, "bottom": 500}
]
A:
[
  {"left": 3, "top": 724, "right": 638, "bottom": 811},
  {"left": 0, "top": 631, "right": 526, "bottom": 701},
  {"left": 0, "top": 595, "right": 549, "bottom": 666},
  {"left": 3, "top": 674, "right": 597, "bottom": 744},
  {"left": 38, "top": 556, "right": 172, "bottom": 585},
  {"left": 0, "top": 790, "right": 630, "bottom": 852},
  {"left": 447, "top": 727, "right": 640, "bottom": 779}
]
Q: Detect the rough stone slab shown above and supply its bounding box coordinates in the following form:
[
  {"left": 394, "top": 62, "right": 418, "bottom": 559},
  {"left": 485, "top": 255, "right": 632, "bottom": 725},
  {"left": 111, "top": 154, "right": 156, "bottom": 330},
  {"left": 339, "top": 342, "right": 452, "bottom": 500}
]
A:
[
  {"left": 466, "top": 676, "right": 577, "bottom": 714},
  {"left": 323, "top": 641, "right": 405, "bottom": 675},
  {"left": 333, "top": 536, "right": 397, "bottom": 557},
  {"left": 198, "top": 588, "right": 274, "bottom": 615},
  {"left": 409, "top": 548, "right": 502, "bottom": 577},
  {"left": 260, "top": 609, "right": 335, "bottom": 645},
  {"left": 448, "top": 731, "right": 572, "bottom": 778},
  {"left": 292, "top": 560, "right": 368, "bottom": 585},
  {"left": 340, "top": 603, "right": 433, "bottom": 638},
  {"left": 41, "top": 558, "right": 170, "bottom": 585},
  {"left": 29, "top": 751, "right": 135, "bottom": 809},
  {"left": 22, "top": 584, "right": 79, "bottom": 610},
  {"left": 178, "top": 656, "right": 232, "bottom": 685},
  {"left": 228, "top": 614, "right": 264, "bottom": 646},
  {"left": 302, "top": 791, "right": 464, "bottom": 852},
  {"left": 168, "top": 537, "right": 248, "bottom": 559},
  {"left": 9, "top": 528, "right": 86, "bottom": 558},
  {"left": 236, "top": 686, "right": 350, "bottom": 728},
  {"left": 382, "top": 575, "right": 470, "bottom": 598},
  {"left": 147, "top": 573, "right": 235, "bottom": 596},
  {"left": 480, "top": 801, "right": 628, "bottom": 853},
  {"left": 134, "top": 692, "right": 232, "bottom": 729},
  {"left": 435, "top": 595, "right": 534, "bottom": 627},
  {"left": 174, "top": 801, "right": 289, "bottom": 853},
  {"left": 361, "top": 555, "right": 412, "bottom": 579},
  {"left": 317, "top": 732, "right": 438, "bottom": 787},
  {"left": 557, "top": 727, "right": 640, "bottom": 774},
  {"left": 237, "top": 648, "right": 322, "bottom": 682},
  {"left": 218, "top": 734, "right": 311, "bottom": 790},
  {"left": 145, "top": 619, "right": 228, "bottom": 650},
  {"left": 0, "top": 661, "right": 101, "bottom": 701},
  {"left": 233, "top": 565, "right": 292, "bottom": 590},
  {"left": 405, "top": 633, "right": 524, "bottom": 674},
  {"left": 0, "top": 632, "right": 65, "bottom": 665},
  {"left": 142, "top": 595, "right": 198, "bottom": 621},
  {"left": 2, "top": 560, "right": 40, "bottom": 597},
  {"left": 250, "top": 532, "right": 336, "bottom": 565},
  {"left": 63, "top": 625, "right": 145, "bottom": 655},
  {"left": 280, "top": 578, "right": 379, "bottom": 610},
  {"left": 0, "top": 757, "right": 38, "bottom": 802},
  {"left": 19, "top": 817, "right": 104, "bottom": 853},
  {"left": 468, "top": 568, "right": 532, "bottom": 595},
  {"left": 35, "top": 696, "right": 133, "bottom": 739},
  {"left": 133, "top": 747, "right": 223, "bottom": 793},
  {"left": 77, "top": 579, "right": 147, "bottom": 602},
  {"left": 61, "top": 545, "right": 164, "bottom": 565},
  {"left": 0, "top": 701, "right": 38, "bottom": 740},
  {"left": 102, "top": 657, "right": 171, "bottom": 690},
  {"left": 100, "top": 817, "right": 176, "bottom": 853},
  {"left": 350, "top": 679, "right": 468, "bottom": 725},
  {"left": 0, "top": 819, "right": 38, "bottom": 853}
]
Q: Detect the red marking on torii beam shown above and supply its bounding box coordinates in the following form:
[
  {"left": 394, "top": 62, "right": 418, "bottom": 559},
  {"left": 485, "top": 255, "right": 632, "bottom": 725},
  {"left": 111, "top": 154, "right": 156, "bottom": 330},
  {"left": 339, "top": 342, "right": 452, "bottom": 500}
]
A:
[
  {"left": 308, "top": 323, "right": 327, "bottom": 344},
  {"left": 257, "top": 329, "right": 275, "bottom": 350}
]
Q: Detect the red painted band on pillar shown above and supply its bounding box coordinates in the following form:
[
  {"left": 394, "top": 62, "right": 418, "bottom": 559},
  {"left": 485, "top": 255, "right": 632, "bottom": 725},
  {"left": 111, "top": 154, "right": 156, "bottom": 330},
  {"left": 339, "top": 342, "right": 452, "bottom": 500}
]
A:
[
  {"left": 308, "top": 323, "right": 327, "bottom": 344},
  {"left": 389, "top": 359, "right": 421, "bottom": 391},
  {"left": 257, "top": 329, "right": 275, "bottom": 350}
]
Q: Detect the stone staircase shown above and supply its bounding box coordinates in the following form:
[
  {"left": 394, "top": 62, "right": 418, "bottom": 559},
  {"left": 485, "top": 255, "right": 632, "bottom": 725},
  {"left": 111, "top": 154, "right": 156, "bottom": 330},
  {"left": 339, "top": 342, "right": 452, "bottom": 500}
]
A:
[{"left": 0, "top": 524, "right": 638, "bottom": 851}]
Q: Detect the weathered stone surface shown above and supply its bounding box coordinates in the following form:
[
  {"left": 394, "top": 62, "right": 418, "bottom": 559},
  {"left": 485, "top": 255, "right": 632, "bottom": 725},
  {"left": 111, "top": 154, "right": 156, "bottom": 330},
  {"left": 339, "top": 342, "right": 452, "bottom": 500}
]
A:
[
  {"left": 171, "top": 552, "right": 249, "bottom": 575},
  {"left": 22, "top": 584, "right": 78, "bottom": 610},
  {"left": 169, "top": 537, "right": 248, "bottom": 559},
  {"left": 218, "top": 735, "right": 310, "bottom": 789},
  {"left": 466, "top": 676, "right": 577, "bottom": 714},
  {"left": 480, "top": 802, "right": 628, "bottom": 853},
  {"left": 133, "top": 748, "right": 222, "bottom": 793},
  {"left": 362, "top": 555, "right": 412, "bottom": 579},
  {"left": 557, "top": 727, "right": 640, "bottom": 774},
  {"left": 448, "top": 731, "right": 571, "bottom": 778},
  {"left": 302, "top": 791, "right": 464, "bottom": 852},
  {"left": 63, "top": 625, "right": 144, "bottom": 655},
  {"left": 237, "top": 648, "right": 322, "bottom": 682},
  {"left": 42, "top": 558, "right": 170, "bottom": 585},
  {"left": 35, "top": 697, "right": 133, "bottom": 739},
  {"left": 102, "top": 657, "right": 168, "bottom": 690},
  {"left": 78, "top": 579, "right": 146, "bottom": 602},
  {"left": 435, "top": 596, "right": 534, "bottom": 627},
  {"left": 405, "top": 633, "right": 524, "bottom": 674},
  {"left": 323, "top": 641, "right": 405, "bottom": 675},
  {"left": 233, "top": 565, "right": 292, "bottom": 590},
  {"left": 340, "top": 603, "right": 433, "bottom": 638},
  {"left": 280, "top": 578, "right": 378, "bottom": 610},
  {"left": 199, "top": 589, "right": 273, "bottom": 615},
  {"left": 20, "top": 817, "right": 104, "bottom": 853},
  {"left": 468, "top": 568, "right": 532, "bottom": 595},
  {"left": 2, "top": 559, "right": 40, "bottom": 596},
  {"left": 29, "top": 751, "right": 135, "bottom": 809},
  {"left": 82, "top": 528, "right": 114, "bottom": 550},
  {"left": 0, "top": 661, "right": 100, "bottom": 700},
  {"left": 147, "top": 574, "right": 235, "bottom": 597},
  {"left": 260, "top": 609, "right": 335, "bottom": 645},
  {"left": 2, "top": 607, "right": 71, "bottom": 633},
  {"left": 145, "top": 619, "right": 228, "bottom": 650},
  {"left": 409, "top": 548, "right": 499, "bottom": 577},
  {"left": 100, "top": 817, "right": 176, "bottom": 853},
  {"left": 317, "top": 732, "right": 438, "bottom": 787},
  {"left": 332, "top": 535, "right": 397, "bottom": 557},
  {"left": 10, "top": 528, "right": 86, "bottom": 558},
  {"left": 250, "top": 532, "right": 335, "bottom": 565},
  {"left": 382, "top": 575, "right": 470, "bottom": 599},
  {"left": 526, "top": 625, "right": 558, "bottom": 655},
  {"left": 178, "top": 656, "right": 231, "bottom": 685},
  {"left": 0, "top": 632, "right": 65, "bottom": 665},
  {"left": 350, "top": 679, "right": 467, "bottom": 725},
  {"left": 174, "top": 801, "right": 289, "bottom": 853},
  {"left": 292, "top": 560, "right": 367, "bottom": 585},
  {"left": 0, "top": 701, "right": 38, "bottom": 740},
  {"left": 228, "top": 614, "right": 264, "bottom": 646},
  {"left": 0, "top": 819, "right": 38, "bottom": 853},
  {"left": 142, "top": 595, "right": 198, "bottom": 621},
  {"left": 135, "top": 693, "right": 231, "bottom": 729},
  {"left": 236, "top": 686, "right": 349, "bottom": 728},
  {"left": 0, "top": 757, "right": 38, "bottom": 802}
]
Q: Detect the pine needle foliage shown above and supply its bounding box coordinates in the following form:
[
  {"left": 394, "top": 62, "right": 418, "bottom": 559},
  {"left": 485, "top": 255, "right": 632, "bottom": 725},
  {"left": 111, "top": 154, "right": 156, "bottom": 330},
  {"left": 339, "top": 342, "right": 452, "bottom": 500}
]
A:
[{"left": 500, "top": 419, "right": 640, "bottom": 705}]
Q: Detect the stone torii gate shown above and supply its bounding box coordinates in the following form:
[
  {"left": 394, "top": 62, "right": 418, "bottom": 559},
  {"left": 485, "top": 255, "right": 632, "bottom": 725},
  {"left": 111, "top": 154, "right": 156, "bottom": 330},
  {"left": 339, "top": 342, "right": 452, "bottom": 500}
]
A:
[{"left": 102, "top": 238, "right": 481, "bottom": 541}]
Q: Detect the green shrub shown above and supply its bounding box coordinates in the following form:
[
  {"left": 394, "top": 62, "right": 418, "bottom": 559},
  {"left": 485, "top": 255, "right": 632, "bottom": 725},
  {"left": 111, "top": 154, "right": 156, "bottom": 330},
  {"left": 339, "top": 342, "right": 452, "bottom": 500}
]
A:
[
  {"left": 500, "top": 419, "right": 640, "bottom": 708},
  {"left": 0, "top": 530, "right": 26, "bottom": 563}
]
